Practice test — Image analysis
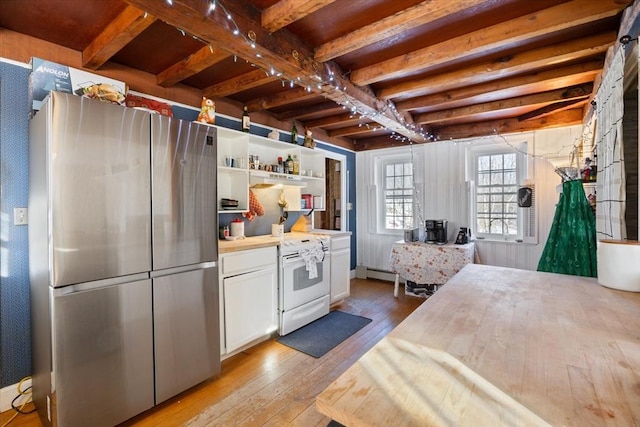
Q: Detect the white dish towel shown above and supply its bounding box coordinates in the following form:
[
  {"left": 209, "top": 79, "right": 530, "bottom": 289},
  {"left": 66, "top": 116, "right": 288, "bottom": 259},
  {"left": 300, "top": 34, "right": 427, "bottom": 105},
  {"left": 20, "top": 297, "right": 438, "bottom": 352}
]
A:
[{"left": 300, "top": 244, "right": 324, "bottom": 279}]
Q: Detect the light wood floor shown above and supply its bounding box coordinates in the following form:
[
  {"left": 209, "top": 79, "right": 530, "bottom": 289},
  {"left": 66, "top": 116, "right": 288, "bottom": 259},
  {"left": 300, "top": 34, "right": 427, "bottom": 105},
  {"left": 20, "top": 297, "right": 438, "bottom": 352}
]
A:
[{"left": 1, "top": 278, "right": 423, "bottom": 427}]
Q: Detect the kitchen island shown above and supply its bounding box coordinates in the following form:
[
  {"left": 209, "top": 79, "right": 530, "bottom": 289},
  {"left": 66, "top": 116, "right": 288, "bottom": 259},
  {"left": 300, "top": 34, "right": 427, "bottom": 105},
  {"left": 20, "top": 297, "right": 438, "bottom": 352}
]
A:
[{"left": 316, "top": 264, "right": 640, "bottom": 426}]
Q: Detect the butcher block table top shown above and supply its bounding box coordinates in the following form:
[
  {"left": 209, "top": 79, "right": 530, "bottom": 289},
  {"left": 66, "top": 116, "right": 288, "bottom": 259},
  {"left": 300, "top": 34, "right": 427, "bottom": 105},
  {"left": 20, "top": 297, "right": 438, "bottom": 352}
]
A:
[{"left": 316, "top": 264, "right": 640, "bottom": 426}]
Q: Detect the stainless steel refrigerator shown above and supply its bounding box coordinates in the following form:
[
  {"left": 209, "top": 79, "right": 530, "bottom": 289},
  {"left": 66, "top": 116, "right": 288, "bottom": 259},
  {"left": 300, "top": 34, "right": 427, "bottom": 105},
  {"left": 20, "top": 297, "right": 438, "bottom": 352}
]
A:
[{"left": 29, "top": 92, "right": 220, "bottom": 427}]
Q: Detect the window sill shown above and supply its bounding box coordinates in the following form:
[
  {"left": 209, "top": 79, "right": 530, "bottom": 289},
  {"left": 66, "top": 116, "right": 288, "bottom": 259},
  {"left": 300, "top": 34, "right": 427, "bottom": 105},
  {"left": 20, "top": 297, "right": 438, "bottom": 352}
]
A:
[{"left": 473, "top": 238, "right": 537, "bottom": 246}]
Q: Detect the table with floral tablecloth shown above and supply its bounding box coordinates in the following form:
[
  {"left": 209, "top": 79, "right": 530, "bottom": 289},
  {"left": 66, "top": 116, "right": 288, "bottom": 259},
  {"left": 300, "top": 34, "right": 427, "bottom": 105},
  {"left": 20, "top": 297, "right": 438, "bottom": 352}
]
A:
[{"left": 389, "top": 241, "right": 477, "bottom": 297}]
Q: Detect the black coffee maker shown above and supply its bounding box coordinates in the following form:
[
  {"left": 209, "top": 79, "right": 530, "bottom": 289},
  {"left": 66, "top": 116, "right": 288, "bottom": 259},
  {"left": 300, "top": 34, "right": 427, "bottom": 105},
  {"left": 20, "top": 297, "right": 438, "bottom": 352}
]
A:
[{"left": 425, "top": 219, "right": 448, "bottom": 244}]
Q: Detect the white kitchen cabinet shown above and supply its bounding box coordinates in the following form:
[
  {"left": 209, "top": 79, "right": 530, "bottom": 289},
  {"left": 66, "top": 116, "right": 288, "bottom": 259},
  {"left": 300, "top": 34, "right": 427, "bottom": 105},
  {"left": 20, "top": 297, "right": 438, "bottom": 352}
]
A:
[
  {"left": 215, "top": 127, "right": 325, "bottom": 212},
  {"left": 219, "top": 246, "right": 278, "bottom": 355},
  {"left": 330, "top": 235, "right": 351, "bottom": 303},
  {"left": 217, "top": 126, "right": 249, "bottom": 213}
]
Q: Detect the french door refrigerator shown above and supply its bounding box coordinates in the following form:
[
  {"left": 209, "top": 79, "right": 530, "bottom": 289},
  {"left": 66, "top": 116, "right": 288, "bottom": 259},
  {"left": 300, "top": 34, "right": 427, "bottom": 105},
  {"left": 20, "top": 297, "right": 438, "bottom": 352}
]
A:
[{"left": 29, "top": 92, "right": 220, "bottom": 427}]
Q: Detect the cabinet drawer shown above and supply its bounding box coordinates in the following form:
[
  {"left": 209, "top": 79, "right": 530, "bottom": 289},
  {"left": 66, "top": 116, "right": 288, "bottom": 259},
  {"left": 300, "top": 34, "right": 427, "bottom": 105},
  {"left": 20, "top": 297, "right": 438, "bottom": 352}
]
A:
[
  {"left": 221, "top": 246, "right": 277, "bottom": 276},
  {"left": 331, "top": 235, "right": 351, "bottom": 251}
]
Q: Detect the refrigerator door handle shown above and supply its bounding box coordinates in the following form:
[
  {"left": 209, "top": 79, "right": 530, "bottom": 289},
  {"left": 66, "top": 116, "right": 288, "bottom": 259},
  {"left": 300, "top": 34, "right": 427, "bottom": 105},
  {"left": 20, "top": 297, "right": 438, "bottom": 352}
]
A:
[
  {"left": 150, "top": 261, "right": 218, "bottom": 278},
  {"left": 52, "top": 272, "right": 151, "bottom": 296}
]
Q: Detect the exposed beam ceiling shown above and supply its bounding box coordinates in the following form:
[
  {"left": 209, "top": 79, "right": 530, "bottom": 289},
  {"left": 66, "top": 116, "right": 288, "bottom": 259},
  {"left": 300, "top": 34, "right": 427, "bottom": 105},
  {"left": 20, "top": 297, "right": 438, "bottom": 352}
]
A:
[{"left": 0, "top": 0, "right": 633, "bottom": 150}]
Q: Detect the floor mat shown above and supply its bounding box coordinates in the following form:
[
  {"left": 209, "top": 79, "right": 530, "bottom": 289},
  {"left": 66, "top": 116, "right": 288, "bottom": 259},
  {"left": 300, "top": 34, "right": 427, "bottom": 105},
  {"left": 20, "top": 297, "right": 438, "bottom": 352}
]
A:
[{"left": 277, "top": 310, "right": 372, "bottom": 358}]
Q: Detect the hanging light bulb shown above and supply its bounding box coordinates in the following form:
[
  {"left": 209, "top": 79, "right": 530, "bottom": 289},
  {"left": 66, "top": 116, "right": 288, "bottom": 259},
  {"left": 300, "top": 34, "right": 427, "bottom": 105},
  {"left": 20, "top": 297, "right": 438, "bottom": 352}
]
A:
[{"left": 208, "top": 1, "right": 216, "bottom": 13}]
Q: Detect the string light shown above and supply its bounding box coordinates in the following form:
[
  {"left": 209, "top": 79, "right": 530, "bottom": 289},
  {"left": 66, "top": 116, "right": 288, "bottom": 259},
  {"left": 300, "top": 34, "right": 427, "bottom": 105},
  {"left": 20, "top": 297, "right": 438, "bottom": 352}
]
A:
[{"left": 161, "top": 0, "right": 432, "bottom": 143}]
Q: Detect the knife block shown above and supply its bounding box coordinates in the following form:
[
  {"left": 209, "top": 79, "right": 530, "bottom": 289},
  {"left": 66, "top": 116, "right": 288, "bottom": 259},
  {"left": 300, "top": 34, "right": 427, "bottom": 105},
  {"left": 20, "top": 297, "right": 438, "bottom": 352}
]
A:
[{"left": 291, "top": 215, "right": 312, "bottom": 232}]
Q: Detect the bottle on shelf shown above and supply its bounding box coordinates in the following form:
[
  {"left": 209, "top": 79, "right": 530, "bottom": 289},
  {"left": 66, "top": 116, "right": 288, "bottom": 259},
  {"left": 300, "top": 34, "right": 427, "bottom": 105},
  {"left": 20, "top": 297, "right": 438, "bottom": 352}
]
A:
[
  {"left": 292, "top": 155, "right": 299, "bottom": 175},
  {"left": 242, "top": 105, "right": 250, "bottom": 133},
  {"left": 291, "top": 121, "right": 298, "bottom": 144},
  {"left": 278, "top": 157, "right": 283, "bottom": 174},
  {"left": 286, "top": 154, "right": 294, "bottom": 174}
]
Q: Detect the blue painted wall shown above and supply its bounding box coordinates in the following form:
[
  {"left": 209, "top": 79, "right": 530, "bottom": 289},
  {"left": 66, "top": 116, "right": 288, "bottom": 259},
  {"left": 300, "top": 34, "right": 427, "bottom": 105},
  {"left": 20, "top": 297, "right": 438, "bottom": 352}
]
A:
[
  {"left": 0, "top": 59, "right": 356, "bottom": 388},
  {"left": 0, "top": 61, "right": 32, "bottom": 387}
]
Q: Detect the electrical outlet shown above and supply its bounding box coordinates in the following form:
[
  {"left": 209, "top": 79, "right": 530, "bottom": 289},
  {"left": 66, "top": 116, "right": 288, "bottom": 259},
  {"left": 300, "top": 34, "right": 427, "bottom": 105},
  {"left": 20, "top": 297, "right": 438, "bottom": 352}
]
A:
[{"left": 14, "top": 207, "right": 28, "bottom": 225}]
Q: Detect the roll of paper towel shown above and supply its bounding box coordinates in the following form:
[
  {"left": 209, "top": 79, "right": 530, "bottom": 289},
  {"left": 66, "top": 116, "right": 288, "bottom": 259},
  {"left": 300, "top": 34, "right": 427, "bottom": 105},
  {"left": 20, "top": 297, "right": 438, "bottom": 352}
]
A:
[{"left": 597, "top": 240, "right": 640, "bottom": 292}]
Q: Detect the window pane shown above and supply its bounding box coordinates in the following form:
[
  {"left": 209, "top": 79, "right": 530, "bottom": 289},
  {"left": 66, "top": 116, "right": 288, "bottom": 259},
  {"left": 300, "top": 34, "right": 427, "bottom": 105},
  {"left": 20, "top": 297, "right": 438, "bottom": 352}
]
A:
[
  {"left": 383, "top": 161, "right": 414, "bottom": 230},
  {"left": 491, "top": 173, "right": 503, "bottom": 185},
  {"left": 504, "top": 172, "right": 516, "bottom": 184},
  {"left": 504, "top": 154, "right": 516, "bottom": 169},
  {"left": 478, "top": 172, "right": 491, "bottom": 186},
  {"left": 479, "top": 156, "right": 490, "bottom": 170},
  {"left": 491, "top": 155, "right": 503, "bottom": 169}
]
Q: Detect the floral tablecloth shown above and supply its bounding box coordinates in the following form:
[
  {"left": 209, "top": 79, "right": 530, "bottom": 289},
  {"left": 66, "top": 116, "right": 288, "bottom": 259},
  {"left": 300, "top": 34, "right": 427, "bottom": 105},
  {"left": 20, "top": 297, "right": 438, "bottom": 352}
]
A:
[{"left": 389, "top": 241, "right": 477, "bottom": 285}]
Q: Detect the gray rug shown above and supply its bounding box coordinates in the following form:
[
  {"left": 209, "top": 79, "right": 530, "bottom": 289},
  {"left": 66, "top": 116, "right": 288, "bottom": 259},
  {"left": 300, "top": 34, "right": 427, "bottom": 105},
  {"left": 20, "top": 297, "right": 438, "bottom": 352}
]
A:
[{"left": 277, "top": 310, "right": 372, "bottom": 358}]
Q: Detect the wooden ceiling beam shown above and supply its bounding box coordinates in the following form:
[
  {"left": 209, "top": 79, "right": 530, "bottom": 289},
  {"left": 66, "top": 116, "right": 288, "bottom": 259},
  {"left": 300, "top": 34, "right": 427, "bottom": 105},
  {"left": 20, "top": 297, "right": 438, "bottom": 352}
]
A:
[
  {"left": 262, "top": 0, "right": 337, "bottom": 33},
  {"left": 433, "top": 109, "right": 584, "bottom": 140},
  {"left": 314, "top": 0, "right": 489, "bottom": 62},
  {"left": 353, "top": 135, "right": 420, "bottom": 151},
  {"left": 518, "top": 99, "right": 589, "bottom": 121},
  {"left": 395, "top": 60, "right": 602, "bottom": 112},
  {"left": 277, "top": 102, "right": 344, "bottom": 120},
  {"left": 157, "top": 45, "right": 230, "bottom": 87},
  {"left": 351, "top": 0, "right": 627, "bottom": 85},
  {"left": 379, "top": 32, "right": 614, "bottom": 99},
  {"left": 328, "top": 123, "right": 380, "bottom": 137},
  {"left": 203, "top": 69, "right": 279, "bottom": 98},
  {"left": 247, "top": 87, "right": 320, "bottom": 111},
  {"left": 414, "top": 84, "right": 593, "bottom": 125},
  {"left": 304, "top": 112, "right": 362, "bottom": 128},
  {"left": 82, "top": 5, "right": 156, "bottom": 69},
  {"left": 124, "top": 0, "right": 425, "bottom": 142}
]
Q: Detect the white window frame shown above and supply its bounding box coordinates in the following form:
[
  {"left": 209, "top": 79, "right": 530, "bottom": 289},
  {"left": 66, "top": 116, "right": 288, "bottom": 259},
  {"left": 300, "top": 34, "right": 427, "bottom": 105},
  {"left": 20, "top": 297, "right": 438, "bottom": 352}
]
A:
[
  {"left": 467, "top": 142, "right": 530, "bottom": 242},
  {"left": 375, "top": 153, "right": 417, "bottom": 234}
]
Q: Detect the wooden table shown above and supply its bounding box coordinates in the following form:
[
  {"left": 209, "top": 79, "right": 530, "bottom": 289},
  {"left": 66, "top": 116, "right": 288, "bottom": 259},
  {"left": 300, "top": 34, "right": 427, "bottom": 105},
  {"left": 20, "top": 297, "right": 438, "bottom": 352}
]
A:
[
  {"left": 389, "top": 241, "right": 476, "bottom": 297},
  {"left": 316, "top": 264, "right": 640, "bottom": 426}
]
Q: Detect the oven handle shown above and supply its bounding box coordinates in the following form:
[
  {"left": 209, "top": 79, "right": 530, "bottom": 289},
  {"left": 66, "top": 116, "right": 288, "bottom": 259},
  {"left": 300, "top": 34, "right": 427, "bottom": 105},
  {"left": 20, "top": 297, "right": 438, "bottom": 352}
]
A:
[{"left": 281, "top": 248, "right": 327, "bottom": 265}]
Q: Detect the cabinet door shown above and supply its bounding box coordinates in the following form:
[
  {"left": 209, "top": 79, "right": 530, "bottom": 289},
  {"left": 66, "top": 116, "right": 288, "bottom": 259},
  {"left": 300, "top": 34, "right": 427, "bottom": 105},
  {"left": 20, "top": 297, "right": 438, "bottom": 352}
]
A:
[
  {"left": 224, "top": 266, "right": 278, "bottom": 353},
  {"left": 331, "top": 248, "right": 351, "bottom": 303}
]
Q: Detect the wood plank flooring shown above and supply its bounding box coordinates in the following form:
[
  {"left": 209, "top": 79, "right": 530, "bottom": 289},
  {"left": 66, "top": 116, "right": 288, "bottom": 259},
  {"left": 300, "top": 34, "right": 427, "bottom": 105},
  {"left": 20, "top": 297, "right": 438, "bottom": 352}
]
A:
[{"left": 1, "top": 278, "right": 423, "bottom": 427}]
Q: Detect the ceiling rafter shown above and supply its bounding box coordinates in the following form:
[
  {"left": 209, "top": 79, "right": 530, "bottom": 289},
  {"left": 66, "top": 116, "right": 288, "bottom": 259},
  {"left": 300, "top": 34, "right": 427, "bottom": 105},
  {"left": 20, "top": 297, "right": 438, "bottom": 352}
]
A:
[
  {"left": 82, "top": 5, "right": 156, "bottom": 69},
  {"left": 277, "top": 102, "right": 344, "bottom": 120},
  {"left": 329, "top": 123, "right": 380, "bottom": 137},
  {"left": 378, "top": 31, "right": 615, "bottom": 99},
  {"left": 395, "top": 61, "right": 602, "bottom": 113},
  {"left": 351, "top": 0, "right": 626, "bottom": 85},
  {"left": 203, "top": 68, "right": 279, "bottom": 98},
  {"left": 434, "top": 109, "right": 584, "bottom": 140},
  {"left": 519, "top": 99, "right": 589, "bottom": 121},
  {"left": 157, "top": 45, "right": 230, "bottom": 87},
  {"left": 313, "top": 0, "right": 489, "bottom": 62},
  {"left": 304, "top": 112, "right": 363, "bottom": 129},
  {"left": 124, "top": 0, "right": 426, "bottom": 142},
  {"left": 247, "top": 87, "right": 320, "bottom": 111},
  {"left": 262, "top": 0, "right": 337, "bottom": 33},
  {"left": 414, "top": 83, "right": 593, "bottom": 125}
]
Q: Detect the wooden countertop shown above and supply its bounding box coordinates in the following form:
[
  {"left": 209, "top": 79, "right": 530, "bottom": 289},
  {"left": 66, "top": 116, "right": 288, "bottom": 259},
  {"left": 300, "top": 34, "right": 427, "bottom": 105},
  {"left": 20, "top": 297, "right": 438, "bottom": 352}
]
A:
[
  {"left": 218, "top": 230, "right": 351, "bottom": 254},
  {"left": 218, "top": 235, "right": 282, "bottom": 254},
  {"left": 316, "top": 264, "right": 640, "bottom": 426}
]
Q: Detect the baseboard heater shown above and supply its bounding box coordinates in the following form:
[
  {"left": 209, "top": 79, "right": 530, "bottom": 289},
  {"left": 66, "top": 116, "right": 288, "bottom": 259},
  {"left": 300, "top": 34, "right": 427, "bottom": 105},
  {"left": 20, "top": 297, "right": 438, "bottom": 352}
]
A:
[{"left": 355, "top": 266, "right": 400, "bottom": 283}]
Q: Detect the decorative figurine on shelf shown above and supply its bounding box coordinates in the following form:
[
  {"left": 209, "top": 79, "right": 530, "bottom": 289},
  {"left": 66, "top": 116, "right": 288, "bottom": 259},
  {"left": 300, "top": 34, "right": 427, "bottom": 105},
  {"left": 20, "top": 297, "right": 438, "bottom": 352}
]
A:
[
  {"left": 196, "top": 96, "right": 216, "bottom": 124},
  {"left": 303, "top": 127, "right": 315, "bottom": 148}
]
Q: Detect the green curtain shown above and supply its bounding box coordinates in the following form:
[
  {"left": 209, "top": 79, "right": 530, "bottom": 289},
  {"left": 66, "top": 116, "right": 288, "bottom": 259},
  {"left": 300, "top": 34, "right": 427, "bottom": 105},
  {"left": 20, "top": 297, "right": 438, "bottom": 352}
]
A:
[{"left": 537, "top": 179, "right": 597, "bottom": 277}]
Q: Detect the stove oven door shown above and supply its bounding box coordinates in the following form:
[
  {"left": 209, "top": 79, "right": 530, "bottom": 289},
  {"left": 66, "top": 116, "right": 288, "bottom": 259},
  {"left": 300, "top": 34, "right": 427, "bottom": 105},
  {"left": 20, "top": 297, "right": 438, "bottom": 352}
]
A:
[{"left": 279, "top": 251, "right": 330, "bottom": 335}]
